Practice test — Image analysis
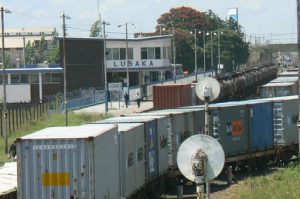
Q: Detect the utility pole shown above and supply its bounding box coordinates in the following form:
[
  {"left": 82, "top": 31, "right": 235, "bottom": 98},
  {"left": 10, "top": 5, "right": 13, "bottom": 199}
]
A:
[
  {"left": 203, "top": 31, "right": 206, "bottom": 76},
  {"left": 125, "top": 22, "right": 129, "bottom": 95},
  {"left": 173, "top": 27, "right": 176, "bottom": 83},
  {"left": 193, "top": 29, "right": 198, "bottom": 81},
  {"left": 97, "top": 0, "right": 102, "bottom": 37},
  {"left": 1, "top": 7, "right": 9, "bottom": 154},
  {"left": 210, "top": 32, "right": 214, "bottom": 75},
  {"left": 103, "top": 21, "right": 109, "bottom": 114},
  {"left": 297, "top": 0, "right": 300, "bottom": 152},
  {"left": 62, "top": 13, "right": 70, "bottom": 126}
]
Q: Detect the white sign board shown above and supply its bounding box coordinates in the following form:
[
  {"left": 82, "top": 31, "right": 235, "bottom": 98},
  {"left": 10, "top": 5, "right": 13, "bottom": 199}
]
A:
[
  {"left": 108, "top": 82, "right": 122, "bottom": 91},
  {"left": 0, "top": 84, "right": 31, "bottom": 102}
]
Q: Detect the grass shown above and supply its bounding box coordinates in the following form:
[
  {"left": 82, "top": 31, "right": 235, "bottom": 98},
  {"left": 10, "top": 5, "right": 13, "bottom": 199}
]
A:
[
  {"left": 238, "top": 163, "right": 300, "bottom": 199},
  {"left": 0, "top": 112, "right": 111, "bottom": 165}
]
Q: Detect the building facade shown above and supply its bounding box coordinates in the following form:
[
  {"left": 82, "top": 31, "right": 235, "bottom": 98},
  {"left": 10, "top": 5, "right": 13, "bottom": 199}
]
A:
[
  {"left": 0, "top": 28, "right": 56, "bottom": 67},
  {"left": 106, "top": 35, "right": 173, "bottom": 85},
  {"left": 0, "top": 67, "right": 63, "bottom": 102}
]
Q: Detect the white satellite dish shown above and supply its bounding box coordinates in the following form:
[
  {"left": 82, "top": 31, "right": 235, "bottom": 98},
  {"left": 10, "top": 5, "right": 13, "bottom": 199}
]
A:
[
  {"left": 195, "top": 77, "right": 220, "bottom": 102},
  {"left": 177, "top": 134, "right": 225, "bottom": 183}
]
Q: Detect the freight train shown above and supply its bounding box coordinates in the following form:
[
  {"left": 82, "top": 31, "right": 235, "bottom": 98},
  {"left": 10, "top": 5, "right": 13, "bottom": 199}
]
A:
[
  {"left": 16, "top": 95, "right": 299, "bottom": 199},
  {"left": 216, "top": 65, "right": 278, "bottom": 101},
  {"left": 153, "top": 65, "right": 279, "bottom": 109}
]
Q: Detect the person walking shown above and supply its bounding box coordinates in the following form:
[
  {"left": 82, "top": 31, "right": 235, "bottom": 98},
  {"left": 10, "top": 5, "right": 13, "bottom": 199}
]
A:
[
  {"left": 136, "top": 92, "right": 141, "bottom": 108},
  {"left": 124, "top": 92, "right": 129, "bottom": 108}
]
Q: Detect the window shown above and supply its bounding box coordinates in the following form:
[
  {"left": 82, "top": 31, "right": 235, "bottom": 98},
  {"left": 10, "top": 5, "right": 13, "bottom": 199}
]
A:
[
  {"left": 112, "top": 48, "right": 119, "bottom": 60},
  {"left": 52, "top": 74, "right": 61, "bottom": 83},
  {"left": 120, "top": 48, "right": 126, "bottom": 60},
  {"left": 106, "top": 48, "right": 112, "bottom": 60},
  {"left": 128, "top": 48, "right": 133, "bottom": 59},
  {"left": 11, "top": 74, "right": 21, "bottom": 84},
  {"left": 30, "top": 74, "right": 39, "bottom": 83},
  {"left": 163, "top": 47, "right": 167, "bottom": 59},
  {"left": 155, "top": 47, "right": 161, "bottom": 59},
  {"left": 148, "top": 47, "right": 155, "bottom": 59},
  {"left": 141, "top": 48, "right": 147, "bottom": 59},
  {"left": 42, "top": 73, "right": 51, "bottom": 83},
  {"left": 20, "top": 74, "right": 29, "bottom": 83}
]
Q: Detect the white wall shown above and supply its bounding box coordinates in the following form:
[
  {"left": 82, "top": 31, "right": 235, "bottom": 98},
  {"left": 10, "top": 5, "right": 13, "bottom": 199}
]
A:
[{"left": 0, "top": 85, "right": 31, "bottom": 103}]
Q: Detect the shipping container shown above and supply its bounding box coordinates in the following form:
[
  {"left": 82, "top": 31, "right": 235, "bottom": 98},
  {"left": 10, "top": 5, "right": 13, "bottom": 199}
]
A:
[
  {"left": 270, "top": 76, "right": 298, "bottom": 83},
  {"left": 256, "top": 96, "right": 299, "bottom": 146},
  {"left": 84, "top": 123, "right": 145, "bottom": 198},
  {"left": 209, "top": 102, "right": 250, "bottom": 156},
  {"left": 92, "top": 117, "right": 159, "bottom": 180},
  {"left": 177, "top": 106, "right": 205, "bottom": 134},
  {"left": 123, "top": 115, "right": 171, "bottom": 175},
  {"left": 258, "top": 82, "right": 297, "bottom": 98},
  {"left": 153, "top": 83, "right": 192, "bottom": 109},
  {"left": 16, "top": 125, "right": 120, "bottom": 199},
  {"left": 278, "top": 71, "right": 298, "bottom": 77},
  {"left": 135, "top": 109, "right": 197, "bottom": 166}
]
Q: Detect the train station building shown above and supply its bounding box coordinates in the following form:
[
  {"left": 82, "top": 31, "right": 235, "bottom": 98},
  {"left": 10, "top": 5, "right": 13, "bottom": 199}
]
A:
[
  {"left": 60, "top": 35, "right": 174, "bottom": 91},
  {"left": 106, "top": 35, "right": 173, "bottom": 85}
]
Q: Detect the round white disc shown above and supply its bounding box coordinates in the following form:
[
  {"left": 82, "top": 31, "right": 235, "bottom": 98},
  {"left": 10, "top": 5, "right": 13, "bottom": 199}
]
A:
[{"left": 177, "top": 134, "right": 225, "bottom": 183}]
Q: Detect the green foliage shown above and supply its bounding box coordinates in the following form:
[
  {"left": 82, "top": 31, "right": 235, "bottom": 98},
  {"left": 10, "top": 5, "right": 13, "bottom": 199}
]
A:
[
  {"left": 24, "top": 31, "right": 60, "bottom": 65},
  {"left": 90, "top": 20, "right": 102, "bottom": 37},
  {"left": 0, "top": 112, "right": 111, "bottom": 165},
  {"left": 156, "top": 6, "right": 249, "bottom": 73},
  {"left": 238, "top": 165, "right": 300, "bottom": 199},
  {"left": 47, "top": 43, "right": 60, "bottom": 64},
  {"left": 25, "top": 34, "right": 48, "bottom": 64}
]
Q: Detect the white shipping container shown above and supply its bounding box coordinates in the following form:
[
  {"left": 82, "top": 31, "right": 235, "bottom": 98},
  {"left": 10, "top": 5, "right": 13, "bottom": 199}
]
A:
[
  {"left": 16, "top": 125, "right": 120, "bottom": 199},
  {"left": 84, "top": 123, "right": 146, "bottom": 198}
]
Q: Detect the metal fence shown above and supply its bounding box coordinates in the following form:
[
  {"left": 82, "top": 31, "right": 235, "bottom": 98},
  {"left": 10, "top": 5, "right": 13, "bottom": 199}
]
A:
[{"left": 57, "top": 70, "right": 216, "bottom": 111}]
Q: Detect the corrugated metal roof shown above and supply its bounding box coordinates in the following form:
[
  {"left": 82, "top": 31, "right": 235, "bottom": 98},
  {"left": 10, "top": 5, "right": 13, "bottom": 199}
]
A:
[
  {"left": 260, "top": 82, "right": 295, "bottom": 87},
  {"left": 0, "top": 67, "right": 63, "bottom": 74},
  {"left": 270, "top": 77, "right": 298, "bottom": 83},
  {"left": 100, "top": 116, "right": 156, "bottom": 123},
  {"left": 20, "top": 125, "right": 117, "bottom": 139}
]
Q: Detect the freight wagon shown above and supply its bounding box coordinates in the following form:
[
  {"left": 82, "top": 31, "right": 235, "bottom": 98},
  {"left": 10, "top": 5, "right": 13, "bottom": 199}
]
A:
[{"left": 15, "top": 95, "right": 299, "bottom": 199}]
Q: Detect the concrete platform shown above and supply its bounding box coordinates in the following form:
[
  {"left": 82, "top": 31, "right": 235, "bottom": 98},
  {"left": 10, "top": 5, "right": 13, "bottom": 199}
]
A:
[{"left": 0, "top": 162, "right": 17, "bottom": 196}]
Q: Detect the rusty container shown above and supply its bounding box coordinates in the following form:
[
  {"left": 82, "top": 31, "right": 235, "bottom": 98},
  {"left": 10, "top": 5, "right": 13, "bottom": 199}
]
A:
[{"left": 153, "top": 83, "right": 192, "bottom": 110}]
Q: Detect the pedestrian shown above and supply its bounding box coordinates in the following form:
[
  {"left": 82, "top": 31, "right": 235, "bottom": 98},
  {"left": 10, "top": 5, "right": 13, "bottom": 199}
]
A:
[
  {"left": 124, "top": 92, "right": 129, "bottom": 108},
  {"left": 8, "top": 140, "right": 17, "bottom": 160},
  {"left": 136, "top": 92, "right": 141, "bottom": 108}
]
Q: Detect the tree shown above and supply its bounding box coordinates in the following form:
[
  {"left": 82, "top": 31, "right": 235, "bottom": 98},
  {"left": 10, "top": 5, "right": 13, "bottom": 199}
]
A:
[
  {"left": 24, "top": 31, "right": 60, "bottom": 65},
  {"left": 25, "top": 34, "right": 48, "bottom": 64},
  {"left": 156, "top": 6, "right": 249, "bottom": 73},
  {"left": 90, "top": 20, "right": 102, "bottom": 37}
]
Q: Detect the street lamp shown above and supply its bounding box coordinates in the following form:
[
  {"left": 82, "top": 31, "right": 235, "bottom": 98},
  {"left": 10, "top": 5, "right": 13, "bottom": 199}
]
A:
[
  {"left": 1, "top": 6, "right": 11, "bottom": 154},
  {"left": 172, "top": 27, "right": 176, "bottom": 83},
  {"left": 190, "top": 29, "right": 201, "bottom": 81},
  {"left": 118, "top": 23, "right": 135, "bottom": 97},
  {"left": 217, "top": 30, "right": 223, "bottom": 74},
  {"left": 62, "top": 13, "right": 71, "bottom": 126},
  {"left": 102, "top": 21, "right": 110, "bottom": 114},
  {"left": 207, "top": 31, "right": 215, "bottom": 76},
  {"left": 201, "top": 31, "right": 206, "bottom": 76}
]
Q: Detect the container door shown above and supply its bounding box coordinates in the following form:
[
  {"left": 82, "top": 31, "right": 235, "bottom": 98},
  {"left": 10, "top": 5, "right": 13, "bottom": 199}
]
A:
[
  {"left": 250, "top": 102, "right": 274, "bottom": 150},
  {"left": 145, "top": 121, "right": 158, "bottom": 179},
  {"left": 158, "top": 117, "right": 170, "bottom": 174},
  {"left": 18, "top": 139, "right": 93, "bottom": 199}
]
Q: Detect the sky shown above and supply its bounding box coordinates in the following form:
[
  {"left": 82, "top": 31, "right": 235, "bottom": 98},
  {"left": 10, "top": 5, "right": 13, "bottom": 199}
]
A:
[{"left": 0, "top": 0, "right": 298, "bottom": 43}]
